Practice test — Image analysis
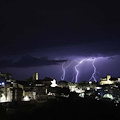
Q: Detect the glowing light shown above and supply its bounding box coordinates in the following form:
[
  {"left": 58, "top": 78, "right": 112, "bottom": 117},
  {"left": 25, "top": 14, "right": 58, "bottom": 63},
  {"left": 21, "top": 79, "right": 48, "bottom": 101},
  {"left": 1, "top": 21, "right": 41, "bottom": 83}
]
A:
[
  {"left": 0, "top": 94, "right": 6, "bottom": 102},
  {"left": 95, "top": 87, "right": 102, "bottom": 91},
  {"left": 51, "top": 79, "right": 57, "bottom": 87},
  {"left": 68, "top": 83, "right": 85, "bottom": 93},
  {"left": 23, "top": 96, "right": 30, "bottom": 101},
  {"left": 89, "top": 59, "right": 97, "bottom": 82},
  {"left": 79, "top": 93, "right": 85, "bottom": 98},
  {"left": 75, "top": 88, "right": 85, "bottom": 93},
  {"left": 1, "top": 82, "right": 5, "bottom": 86},
  {"left": 86, "top": 87, "right": 90, "bottom": 90},
  {"left": 89, "top": 81, "right": 92, "bottom": 84},
  {"left": 69, "top": 85, "right": 76, "bottom": 92},
  {"left": 103, "top": 94, "right": 114, "bottom": 100}
]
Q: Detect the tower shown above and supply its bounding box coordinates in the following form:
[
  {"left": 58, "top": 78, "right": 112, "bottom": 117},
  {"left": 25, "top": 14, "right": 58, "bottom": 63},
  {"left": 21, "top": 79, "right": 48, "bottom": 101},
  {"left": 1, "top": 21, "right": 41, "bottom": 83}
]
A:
[
  {"left": 107, "top": 75, "right": 111, "bottom": 81},
  {"left": 33, "top": 73, "right": 38, "bottom": 81}
]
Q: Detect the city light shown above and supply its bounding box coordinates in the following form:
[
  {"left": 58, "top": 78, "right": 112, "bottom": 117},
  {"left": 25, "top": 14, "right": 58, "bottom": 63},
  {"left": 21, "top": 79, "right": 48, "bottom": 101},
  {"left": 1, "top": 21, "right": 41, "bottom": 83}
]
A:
[
  {"left": 51, "top": 79, "right": 57, "bottom": 87},
  {"left": 0, "top": 82, "right": 5, "bottom": 86},
  {"left": 103, "top": 94, "right": 114, "bottom": 100},
  {"left": 1, "top": 82, "right": 5, "bottom": 86},
  {"left": 23, "top": 96, "right": 30, "bottom": 101},
  {"left": 0, "top": 94, "right": 6, "bottom": 102}
]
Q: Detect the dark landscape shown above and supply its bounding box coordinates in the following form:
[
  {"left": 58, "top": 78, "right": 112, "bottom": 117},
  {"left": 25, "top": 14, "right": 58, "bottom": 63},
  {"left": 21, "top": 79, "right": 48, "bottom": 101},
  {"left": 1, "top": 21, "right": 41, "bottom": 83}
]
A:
[{"left": 0, "top": 97, "right": 119, "bottom": 120}]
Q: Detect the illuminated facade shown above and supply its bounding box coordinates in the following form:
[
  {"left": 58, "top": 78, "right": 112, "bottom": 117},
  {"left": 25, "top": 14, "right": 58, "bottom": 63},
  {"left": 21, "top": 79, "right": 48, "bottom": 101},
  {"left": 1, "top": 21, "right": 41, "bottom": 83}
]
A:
[
  {"left": 1, "top": 72, "right": 120, "bottom": 103},
  {"left": 100, "top": 75, "right": 114, "bottom": 85},
  {"left": 33, "top": 73, "right": 38, "bottom": 81},
  {"left": 51, "top": 79, "right": 57, "bottom": 87}
]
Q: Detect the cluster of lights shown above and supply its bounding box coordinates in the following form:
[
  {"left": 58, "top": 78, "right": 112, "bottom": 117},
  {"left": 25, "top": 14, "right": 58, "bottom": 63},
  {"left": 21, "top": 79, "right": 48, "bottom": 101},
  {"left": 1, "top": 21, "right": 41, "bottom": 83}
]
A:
[{"left": 0, "top": 82, "right": 5, "bottom": 86}]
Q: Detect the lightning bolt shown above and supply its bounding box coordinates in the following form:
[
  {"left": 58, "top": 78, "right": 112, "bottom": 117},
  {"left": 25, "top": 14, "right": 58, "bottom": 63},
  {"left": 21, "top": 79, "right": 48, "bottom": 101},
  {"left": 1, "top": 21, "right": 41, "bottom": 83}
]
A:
[
  {"left": 61, "top": 58, "right": 98, "bottom": 82},
  {"left": 89, "top": 59, "right": 97, "bottom": 82},
  {"left": 75, "top": 58, "right": 96, "bottom": 83},
  {"left": 75, "top": 59, "right": 90, "bottom": 83},
  {"left": 61, "top": 62, "right": 66, "bottom": 80},
  {"left": 61, "top": 61, "right": 73, "bottom": 80}
]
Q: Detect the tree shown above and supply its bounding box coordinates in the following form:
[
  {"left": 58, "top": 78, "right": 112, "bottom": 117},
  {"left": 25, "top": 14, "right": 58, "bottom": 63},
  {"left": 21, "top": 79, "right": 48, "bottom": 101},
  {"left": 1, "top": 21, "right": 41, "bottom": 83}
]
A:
[
  {"left": 68, "top": 82, "right": 77, "bottom": 86},
  {"left": 43, "top": 77, "right": 53, "bottom": 81},
  {"left": 24, "top": 76, "right": 33, "bottom": 82},
  {"left": 77, "top": 81, "right": 89, "bottom": 89},
  {"left": 58, "top": 80, "right": 68, "bottom": 87},
  {"left": 0, "top": 72, "right": 12, "bottom": 80}
]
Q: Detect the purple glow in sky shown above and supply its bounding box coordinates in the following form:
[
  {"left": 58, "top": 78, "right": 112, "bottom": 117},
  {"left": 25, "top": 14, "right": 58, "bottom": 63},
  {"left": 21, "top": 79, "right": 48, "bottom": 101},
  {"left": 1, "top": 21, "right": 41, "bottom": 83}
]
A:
[
  {"left": 0, "top": 1, "right": 120, "bottom": 82},
  {"left": 0, "top": 56, "right": 120, "bottom": 82},
  {"left": 59, "top": 56, "right": 120, "bottom": 83}
]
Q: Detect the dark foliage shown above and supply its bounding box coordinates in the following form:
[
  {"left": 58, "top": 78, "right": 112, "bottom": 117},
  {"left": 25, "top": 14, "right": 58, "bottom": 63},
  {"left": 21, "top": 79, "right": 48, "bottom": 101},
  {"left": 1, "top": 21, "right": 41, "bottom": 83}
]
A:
[{"left": 4, "top": 98, "right": 120, "bottom": 120}]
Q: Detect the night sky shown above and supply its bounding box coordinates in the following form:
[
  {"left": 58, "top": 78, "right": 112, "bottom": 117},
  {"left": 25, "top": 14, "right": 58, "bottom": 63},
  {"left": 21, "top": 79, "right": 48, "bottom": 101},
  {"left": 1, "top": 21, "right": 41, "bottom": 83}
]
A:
[{"left": 0, "top": 0, "right": 120, "bottom": 82}]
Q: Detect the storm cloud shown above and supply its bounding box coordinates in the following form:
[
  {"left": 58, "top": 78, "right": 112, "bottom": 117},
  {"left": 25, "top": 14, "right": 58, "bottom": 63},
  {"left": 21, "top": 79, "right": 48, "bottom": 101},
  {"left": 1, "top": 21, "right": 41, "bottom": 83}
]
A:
[
  {"left": 0, "top": 56, "right": 67, "bottom": 68},
  {"left": 0, "top": 1, "right": 120, "bottom": 80}
]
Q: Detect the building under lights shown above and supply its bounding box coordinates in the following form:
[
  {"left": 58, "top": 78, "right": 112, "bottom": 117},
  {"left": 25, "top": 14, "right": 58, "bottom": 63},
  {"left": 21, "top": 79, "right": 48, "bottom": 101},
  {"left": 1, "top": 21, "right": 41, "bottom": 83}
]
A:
[
  {"left": 0, "top": 73, "right": 58, "bottom": 102},
  {"left": 100, "top": 75, "right": 120, "bottom": 85},
  {"left": 1, "top": 72, "right": 120, "bottom": 103}
]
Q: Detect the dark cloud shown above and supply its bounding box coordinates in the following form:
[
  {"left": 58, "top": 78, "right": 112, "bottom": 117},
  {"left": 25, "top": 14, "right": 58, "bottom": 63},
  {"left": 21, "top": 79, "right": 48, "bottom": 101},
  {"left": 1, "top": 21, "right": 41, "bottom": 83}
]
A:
[
  {"left": 0, "top": 1, "right": 120, "bottom": 58},
  {"left": 14, "top": 56, "right": 68, "bottom": 67},
  {"left": 0, "top": 56, "right": 67, "bottom": 68},
  {"left": 32, "top": 39, "right": 120, "bottom": 60},
  {"left": 0, "top": 1, "right": 120, "bottom": 80}
]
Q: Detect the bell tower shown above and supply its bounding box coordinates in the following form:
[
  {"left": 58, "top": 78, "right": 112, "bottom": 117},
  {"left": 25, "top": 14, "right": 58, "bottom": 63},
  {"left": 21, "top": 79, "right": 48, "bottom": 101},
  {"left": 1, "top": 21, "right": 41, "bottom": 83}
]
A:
[{"left": 33, "top": 73, "right": 38, "bottom": 81}]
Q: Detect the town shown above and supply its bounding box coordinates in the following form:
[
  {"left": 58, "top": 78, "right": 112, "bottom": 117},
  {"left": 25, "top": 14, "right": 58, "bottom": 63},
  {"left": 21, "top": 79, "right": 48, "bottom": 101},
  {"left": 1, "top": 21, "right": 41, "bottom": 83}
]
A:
[
  {"left": 0, "top": 72, "right": 120, "bottom": 120},
  {"left": 0, "top": 72, "right": 120, "bottom": 105}
]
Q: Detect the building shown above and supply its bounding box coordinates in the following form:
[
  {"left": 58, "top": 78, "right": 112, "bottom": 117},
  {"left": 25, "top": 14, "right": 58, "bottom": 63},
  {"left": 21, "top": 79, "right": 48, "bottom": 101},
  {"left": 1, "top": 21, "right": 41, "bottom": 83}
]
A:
[
  {"left": 0, "top": 73, "right": 58, "bottom": 102},
  {"left": 100, "top": 75, "right": 120, "bottom": 85},
  {"left": 40, "top": 77, "right": 53, "bottom": 87},
  {"left": 100, "top": 75, "right": 114, "bottom": 85},
  {"left": 33, "top": 73, "right": 38, "bottom": 81}
]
